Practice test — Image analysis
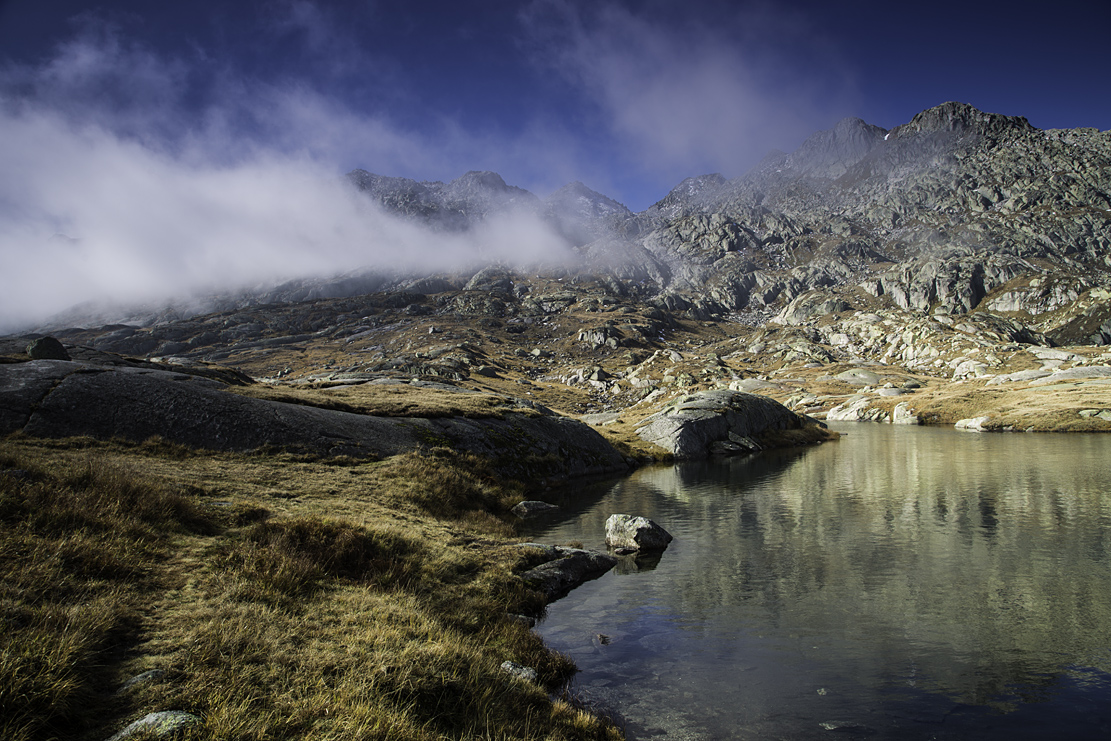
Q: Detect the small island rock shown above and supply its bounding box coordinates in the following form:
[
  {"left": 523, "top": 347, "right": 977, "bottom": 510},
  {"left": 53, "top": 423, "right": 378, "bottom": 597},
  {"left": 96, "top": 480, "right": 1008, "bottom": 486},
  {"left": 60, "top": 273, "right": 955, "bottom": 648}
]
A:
[{"left": 605, "top": 514, "right": 673, "bottom": 551}]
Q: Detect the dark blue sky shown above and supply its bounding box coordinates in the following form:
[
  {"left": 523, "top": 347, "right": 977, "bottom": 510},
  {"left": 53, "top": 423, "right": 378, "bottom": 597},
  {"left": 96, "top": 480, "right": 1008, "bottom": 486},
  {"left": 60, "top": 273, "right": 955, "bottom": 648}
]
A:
[{"left": 2, "top": 0, "right": 1109, "bottom": 210}]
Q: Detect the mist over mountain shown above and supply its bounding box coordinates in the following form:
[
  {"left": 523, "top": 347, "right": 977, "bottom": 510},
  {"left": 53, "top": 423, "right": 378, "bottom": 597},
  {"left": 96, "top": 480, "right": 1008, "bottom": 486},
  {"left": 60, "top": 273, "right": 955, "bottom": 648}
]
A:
[
  {"left": 326, "top": 101, "right": 1111, "bottom": 346},
  {"left": 19, "top": 102, "right": 1111, "bottom": 350}
]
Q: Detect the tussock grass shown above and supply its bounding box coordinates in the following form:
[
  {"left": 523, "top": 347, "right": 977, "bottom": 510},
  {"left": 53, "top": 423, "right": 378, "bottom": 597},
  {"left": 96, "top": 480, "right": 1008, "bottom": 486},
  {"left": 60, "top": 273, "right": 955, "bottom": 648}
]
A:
[
  {"left": 0, "top": 438, "right": 622, "bottom": 741},
  {"left": 217, "top": 518, "right": 418, "bottom": 605},
  {"left": 377, "top": 448, "right": 523, "bottom": 527},
  {"left": 0, "top": 453, "right": 215, "bottom": 741}
]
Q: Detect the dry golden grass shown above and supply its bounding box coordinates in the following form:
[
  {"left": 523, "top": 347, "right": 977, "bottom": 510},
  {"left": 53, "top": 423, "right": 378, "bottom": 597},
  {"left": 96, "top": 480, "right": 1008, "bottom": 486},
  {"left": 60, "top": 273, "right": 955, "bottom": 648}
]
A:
[
  {"left": 876, "top": 379, "right": 1111, "bottom": 431},
  {"left": 0, "top": 450, "right": 215, "bottom": 741},
  {"left": 0, "top": 436, "right": 623, "bottom": 741},
  {"left": 587, "top": 418, "right": 674, "bottom": 462},
  {"left": 233, "top": 382, "right": 543, "bottom": 420}
]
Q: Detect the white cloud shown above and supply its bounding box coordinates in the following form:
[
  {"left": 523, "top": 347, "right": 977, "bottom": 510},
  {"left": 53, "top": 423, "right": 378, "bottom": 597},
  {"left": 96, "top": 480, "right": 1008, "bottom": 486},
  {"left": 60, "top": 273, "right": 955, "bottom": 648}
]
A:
[
  {"left": 0, "top": 16, "right": 581, "bottom": 331},
  {"left": 0, "top": 102, "right": 578, "bottom": 330}
]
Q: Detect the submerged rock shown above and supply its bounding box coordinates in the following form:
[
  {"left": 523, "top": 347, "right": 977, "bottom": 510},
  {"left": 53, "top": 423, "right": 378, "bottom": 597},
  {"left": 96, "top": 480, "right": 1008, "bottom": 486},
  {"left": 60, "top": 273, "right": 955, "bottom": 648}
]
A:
[{"left": 511, "top": 500, "right": 560, "bottom": 519}]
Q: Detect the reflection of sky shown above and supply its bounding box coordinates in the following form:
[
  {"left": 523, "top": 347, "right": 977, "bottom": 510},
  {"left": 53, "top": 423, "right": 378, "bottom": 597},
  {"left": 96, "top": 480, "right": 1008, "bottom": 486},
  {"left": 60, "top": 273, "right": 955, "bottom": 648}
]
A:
[{"left": 531, "top": 424, "right": 1111, "bottom": 739}]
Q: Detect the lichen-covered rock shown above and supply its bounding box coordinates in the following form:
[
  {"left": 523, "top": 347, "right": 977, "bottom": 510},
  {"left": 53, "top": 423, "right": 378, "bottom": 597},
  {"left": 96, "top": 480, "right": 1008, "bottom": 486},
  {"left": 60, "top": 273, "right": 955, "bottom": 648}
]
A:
[
  {"left": 107, "top": 711, "right": 201, "bottom": 741},
  {"left": 499, "top": 661, "right": 539, "bottom": 683},
  {"left": 605, "top": 514, "right": 673, "bottom": 551}
]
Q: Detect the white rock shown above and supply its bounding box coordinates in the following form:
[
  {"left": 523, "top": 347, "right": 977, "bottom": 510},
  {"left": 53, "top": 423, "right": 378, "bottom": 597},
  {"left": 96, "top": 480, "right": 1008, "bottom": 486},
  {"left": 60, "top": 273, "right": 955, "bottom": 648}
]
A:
[{"left": 955, "top": 416, "right": 991, "bottom": 432}]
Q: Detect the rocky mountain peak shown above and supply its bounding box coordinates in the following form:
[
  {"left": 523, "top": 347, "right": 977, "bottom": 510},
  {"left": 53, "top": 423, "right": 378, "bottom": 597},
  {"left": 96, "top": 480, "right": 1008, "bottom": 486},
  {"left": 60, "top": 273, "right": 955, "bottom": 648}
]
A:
[
  {"left": 449, "top": 170, "right": 511, "bottom": 192},
  {"left": 544, "top": 181, "right": 632, "bottom": 246},
  {"left": 443, "top": 170, "right": 539, "bottom": 215},
  {"left": 544, "top": 181, "right": 629, "bottom": 217},
  {"left": 644, "top": 173, "right": 728, "bottom": 219},
  {"left": 780, "top": 116, "right": 888, "bottom": 178},
  {"left": 889, "top": 101, "right": 1033, "bottom": 140}
]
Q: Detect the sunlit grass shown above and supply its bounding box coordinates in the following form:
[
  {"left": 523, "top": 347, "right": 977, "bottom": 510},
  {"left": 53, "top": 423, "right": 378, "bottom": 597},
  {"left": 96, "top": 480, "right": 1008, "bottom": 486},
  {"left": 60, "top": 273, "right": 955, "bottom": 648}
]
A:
[{"left": 0, "top": 437, "right": 622, "bottom": 741}]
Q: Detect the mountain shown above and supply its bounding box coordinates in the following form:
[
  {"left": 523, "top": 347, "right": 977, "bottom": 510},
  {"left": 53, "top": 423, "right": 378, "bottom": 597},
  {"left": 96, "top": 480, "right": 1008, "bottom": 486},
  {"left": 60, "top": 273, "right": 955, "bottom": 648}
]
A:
[
  {"left": 338, "top": 102, "right": 1111, "bottom": 346},
  {"left": 346, "top": 169, "right": 542, "bottom": 232},
  {"left": 15, "top": 101, "right": 1111, "bottom": 434},
  {"left": 542, "top": 181, "right": 632, "bottom": 245},
  {"left": 615, "top": 101, "right": 1111, "bottom": 344}
]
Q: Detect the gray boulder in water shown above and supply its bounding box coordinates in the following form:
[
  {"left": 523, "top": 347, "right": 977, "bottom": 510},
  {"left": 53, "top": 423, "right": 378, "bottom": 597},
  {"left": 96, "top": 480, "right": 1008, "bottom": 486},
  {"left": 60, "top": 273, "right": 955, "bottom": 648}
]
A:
[{"left": 605, "top": 514, "right": 673, "bottom": 551}]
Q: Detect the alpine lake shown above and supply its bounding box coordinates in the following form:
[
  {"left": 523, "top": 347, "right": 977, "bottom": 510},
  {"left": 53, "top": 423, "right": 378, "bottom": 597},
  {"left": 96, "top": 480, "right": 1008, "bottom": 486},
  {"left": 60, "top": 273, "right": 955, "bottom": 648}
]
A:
[{"left": 523, "top": 422, "right": 1111, "bottom": 740}]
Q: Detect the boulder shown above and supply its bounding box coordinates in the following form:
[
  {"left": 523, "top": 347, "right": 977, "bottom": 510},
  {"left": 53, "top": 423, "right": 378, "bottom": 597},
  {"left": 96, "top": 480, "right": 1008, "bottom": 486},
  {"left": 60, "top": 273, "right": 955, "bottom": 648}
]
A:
[
  {"left": 834, "top": 369, "right": 881, "bottom": 385},
  {"left": 517, "top": 544, "right": 617, "bottom": 601},
  {"left": 499, "top": 661, "right": 538, "bottom": 684},
  {"left": 605, "top": 514, "right": 673, "bottom": 551},
  {"left": 636, "top": 389, "right": 823, "bottom": 459},
  {"left": 955, "top": 416, "right": 992, "bottom": 431},
  {"left": 26, "top": 336, "right": 70, "bottom": 360},
  {"left": 891, "top": 402, "right": 920, "bottom": 425},
  {"left": 107, "top": 711, "right": 201, "bottom": 741}
]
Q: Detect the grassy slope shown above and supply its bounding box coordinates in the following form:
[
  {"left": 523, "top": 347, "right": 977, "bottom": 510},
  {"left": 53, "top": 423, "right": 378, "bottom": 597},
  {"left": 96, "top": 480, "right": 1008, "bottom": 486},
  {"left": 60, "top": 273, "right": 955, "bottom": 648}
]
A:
[{"left": 0, "top": 436, "right": 621, "bottom": 741}]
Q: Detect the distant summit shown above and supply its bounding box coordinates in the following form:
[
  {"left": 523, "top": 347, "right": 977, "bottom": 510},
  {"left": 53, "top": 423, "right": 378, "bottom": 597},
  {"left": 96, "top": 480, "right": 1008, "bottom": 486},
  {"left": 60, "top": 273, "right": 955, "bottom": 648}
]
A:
[
  {"left": 889, "top": 100, "right": 1033, "bottom": 139},
  {"left": 346, "top": 169, "right": 540, "bottom": 231}
]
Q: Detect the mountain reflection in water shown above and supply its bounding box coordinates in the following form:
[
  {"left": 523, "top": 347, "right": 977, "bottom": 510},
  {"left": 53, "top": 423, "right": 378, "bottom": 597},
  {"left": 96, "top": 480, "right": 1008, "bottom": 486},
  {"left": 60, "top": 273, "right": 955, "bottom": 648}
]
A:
[{"left": 526, "top": 423, "right": 1111, "bottom": 740}]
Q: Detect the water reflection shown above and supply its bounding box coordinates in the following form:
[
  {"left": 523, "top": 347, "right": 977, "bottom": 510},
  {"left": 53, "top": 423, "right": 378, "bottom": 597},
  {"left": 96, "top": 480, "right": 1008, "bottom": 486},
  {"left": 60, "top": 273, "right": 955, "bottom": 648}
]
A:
[{"left": 528, "top": 424, "right": 1111, "bottom": 739}]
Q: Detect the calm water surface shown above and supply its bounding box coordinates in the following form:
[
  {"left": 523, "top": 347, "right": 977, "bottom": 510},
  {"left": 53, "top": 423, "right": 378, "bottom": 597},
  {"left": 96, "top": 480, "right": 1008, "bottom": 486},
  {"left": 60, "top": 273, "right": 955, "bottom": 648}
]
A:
[{"left": 525, "top": 423, "right": 1111, "bottom": 739}]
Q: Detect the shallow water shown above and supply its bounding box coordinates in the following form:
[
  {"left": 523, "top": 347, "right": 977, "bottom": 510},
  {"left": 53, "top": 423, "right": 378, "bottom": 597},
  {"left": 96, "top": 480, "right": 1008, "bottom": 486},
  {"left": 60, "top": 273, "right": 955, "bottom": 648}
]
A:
[{"left": 525, "top": 423, "right": 1111, "bottom": 740}]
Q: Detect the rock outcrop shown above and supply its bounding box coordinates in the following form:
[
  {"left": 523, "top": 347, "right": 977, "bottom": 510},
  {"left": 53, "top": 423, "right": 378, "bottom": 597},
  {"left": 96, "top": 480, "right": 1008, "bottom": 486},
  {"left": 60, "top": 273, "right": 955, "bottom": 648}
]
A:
[
  {"left": 517, "top": 544, "right": 618, "bottom": 601},
  {"left": 635, "top": 389, "right": 825, "bottom": 458},
  {"left": 0, "top": 359, "right": 629, "bottom": 480}
]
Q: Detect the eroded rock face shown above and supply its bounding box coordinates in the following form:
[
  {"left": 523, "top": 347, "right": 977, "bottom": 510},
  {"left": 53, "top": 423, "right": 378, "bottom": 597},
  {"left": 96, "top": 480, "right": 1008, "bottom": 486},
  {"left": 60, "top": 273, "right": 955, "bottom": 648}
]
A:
[
  {"left": 604, "top": 514, "right": 673, "bottom": 551},
  {"left": 635, "top": 389, "right": 820, "bottom": 458}
]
